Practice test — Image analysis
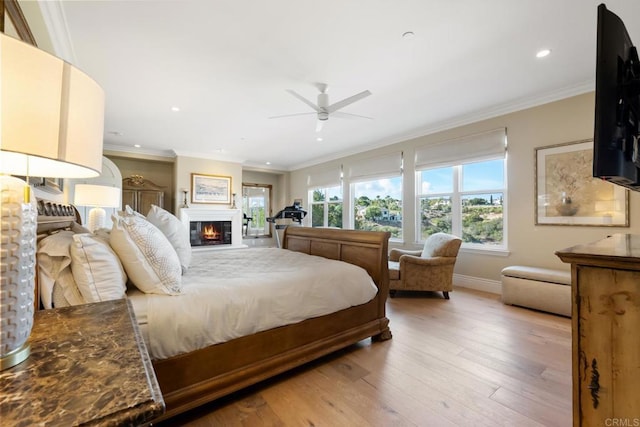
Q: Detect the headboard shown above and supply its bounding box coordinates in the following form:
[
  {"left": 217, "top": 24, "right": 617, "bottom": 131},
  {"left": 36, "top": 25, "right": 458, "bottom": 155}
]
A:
[{"left": 36, "top": 199, "right": 81, "bottom": 235}]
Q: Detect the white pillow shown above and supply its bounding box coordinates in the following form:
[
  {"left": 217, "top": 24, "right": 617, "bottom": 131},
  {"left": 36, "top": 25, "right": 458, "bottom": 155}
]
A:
[
  {"left": 110, "top": 210, "right": 182, "bottom": 295},
  {"left": 37, "top": 231, "right": 85, "bottom": 308},
  {"left": 146, "top": 204, "right": 192, "bottom": 274},
  {"left": 70, "top": 233, "right": 127, "bottom": 303}
]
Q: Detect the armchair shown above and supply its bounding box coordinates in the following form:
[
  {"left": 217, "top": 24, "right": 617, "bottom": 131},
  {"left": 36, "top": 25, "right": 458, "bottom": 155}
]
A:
[{"left": 388, "top": 233, "right": 462, "bottom": 299}]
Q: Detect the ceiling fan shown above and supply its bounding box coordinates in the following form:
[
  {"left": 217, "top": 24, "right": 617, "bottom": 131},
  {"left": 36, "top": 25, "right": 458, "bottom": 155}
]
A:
[{"left": 270, "top": 83, "right": 372, "bottom": 132}]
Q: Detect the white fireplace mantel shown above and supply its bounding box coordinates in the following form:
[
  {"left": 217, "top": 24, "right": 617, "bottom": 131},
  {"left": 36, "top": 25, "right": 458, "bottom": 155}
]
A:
[{"left": 180, "top": 208, "right": 245, "bottom": 250}]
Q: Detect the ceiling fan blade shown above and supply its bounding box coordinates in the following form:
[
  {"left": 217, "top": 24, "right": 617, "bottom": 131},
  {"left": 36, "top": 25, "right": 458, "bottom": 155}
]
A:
[
  {"left": 315, "top": 120, "right": 324, "bottom": 132},
  {"left": 332, "top": 111, "right": 374, "bottom": 120},
  {"left": 327, "top": 90, "right": 371, "bottom": 113},
  {"left": 286, "top": 89, "right": 320, "bottom": 112},
  {"left": 268, "top": 112, "right": 317, "bottom": 119}
]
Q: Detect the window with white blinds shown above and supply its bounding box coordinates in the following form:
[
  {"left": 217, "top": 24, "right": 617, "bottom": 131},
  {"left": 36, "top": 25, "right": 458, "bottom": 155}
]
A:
[{"left": 415, "top": 128, "right": 506, "bottom": 170}]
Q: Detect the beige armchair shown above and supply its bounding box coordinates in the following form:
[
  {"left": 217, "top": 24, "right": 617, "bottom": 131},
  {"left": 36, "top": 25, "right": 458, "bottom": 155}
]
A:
[{"left": 388, "top": 233, "right": 462, "bottom": 299}]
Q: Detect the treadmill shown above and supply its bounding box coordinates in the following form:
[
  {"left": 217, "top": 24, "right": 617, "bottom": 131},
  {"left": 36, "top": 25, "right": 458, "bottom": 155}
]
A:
[{"left": 266, "top": 201, "right": 307, "bottom": 248}]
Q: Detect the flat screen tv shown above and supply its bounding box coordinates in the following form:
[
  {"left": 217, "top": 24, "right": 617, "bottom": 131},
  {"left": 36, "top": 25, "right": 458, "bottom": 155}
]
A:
[{"left": 593, "top": 3, "right": 640, "bottom": 191}]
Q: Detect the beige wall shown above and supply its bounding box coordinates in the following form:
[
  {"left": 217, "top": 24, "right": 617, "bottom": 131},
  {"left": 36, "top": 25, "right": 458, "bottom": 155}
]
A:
[
  {"left": 289, "top": 92, "right": 640, "bottom": 283},
  {"left": 174, "top": 156, "right": 243, "bottom": 212}
]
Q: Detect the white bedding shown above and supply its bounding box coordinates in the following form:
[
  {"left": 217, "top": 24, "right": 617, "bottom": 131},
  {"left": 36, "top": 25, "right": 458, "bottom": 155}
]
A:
[{"left": 127, "top": 247, "right": 378, "bottom": 360}]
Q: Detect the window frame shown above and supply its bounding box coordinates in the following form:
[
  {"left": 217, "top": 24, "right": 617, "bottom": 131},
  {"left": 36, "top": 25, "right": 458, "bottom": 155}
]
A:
[
  {"left": 308, "top": 185, "right": 343, "bottom": 228},
  {"left": 416, "top": 157, "right": 507, "bottom": 251}
]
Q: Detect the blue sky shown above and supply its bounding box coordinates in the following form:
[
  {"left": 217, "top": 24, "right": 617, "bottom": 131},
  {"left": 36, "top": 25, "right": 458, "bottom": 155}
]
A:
[{"left": 351, "top": 160, "right": 504, "bottom": 200}]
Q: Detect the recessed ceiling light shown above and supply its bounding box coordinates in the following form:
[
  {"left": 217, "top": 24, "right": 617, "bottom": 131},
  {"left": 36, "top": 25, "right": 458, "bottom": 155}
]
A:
[
  {"left": 317, "top": 137, "right": 323, "bottom": 142},
  {"left": 402, "top": 31, "right": 415, "bottom": 39},
  {"left": 265, "top": 161, "right": 271, "bottom": 165},
  {"left": 536, "top": 49, "right": 551, "bottom": 58},
  {"left": 133, "top": 144, "right": 141, "bottom": 148},
  {"left": 171, "top": 106, "right": 180, "bottom": 112}
]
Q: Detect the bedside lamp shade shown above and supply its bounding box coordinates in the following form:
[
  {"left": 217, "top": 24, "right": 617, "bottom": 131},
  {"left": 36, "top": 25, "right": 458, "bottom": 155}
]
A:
[
  {"left": 74, "top": 185, "right": 121, "bottom": 231},
  {"left": 1, "top": 33, "right": 104, "bottom": 178},
  {"left": 0, "top": 33, "right": 105, "bottom": 370}
]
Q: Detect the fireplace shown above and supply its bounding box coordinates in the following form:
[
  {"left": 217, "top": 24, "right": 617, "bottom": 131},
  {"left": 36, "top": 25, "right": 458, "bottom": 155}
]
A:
[
  {"left": 190, "top": 220, "right": 232, "bottom": 246},
  {"left": 180, "top": 208, "right": 245, "bottom": 250}
]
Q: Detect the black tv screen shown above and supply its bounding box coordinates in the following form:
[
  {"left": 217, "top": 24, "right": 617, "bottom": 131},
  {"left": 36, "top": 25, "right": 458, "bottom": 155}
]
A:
[{"left": 593, "top": 3, "right": 640, "bottom": 191}]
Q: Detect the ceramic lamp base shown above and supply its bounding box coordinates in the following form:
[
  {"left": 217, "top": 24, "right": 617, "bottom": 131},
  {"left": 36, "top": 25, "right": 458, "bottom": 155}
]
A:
[
  {"left": 87, "top": 207, "right": 106, "bottom": 231},
  {"left": 0, "top": 175, "right": 37, "bottom": 371}
]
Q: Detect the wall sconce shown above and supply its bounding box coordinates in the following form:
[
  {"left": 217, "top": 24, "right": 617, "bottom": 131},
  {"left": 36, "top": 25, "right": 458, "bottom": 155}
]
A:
[
  {"left": 0, "top": 33, "right": 105, "bottom": 370},
  {"left": 74, "top": 185, "right": 121, "bottom": 231}
]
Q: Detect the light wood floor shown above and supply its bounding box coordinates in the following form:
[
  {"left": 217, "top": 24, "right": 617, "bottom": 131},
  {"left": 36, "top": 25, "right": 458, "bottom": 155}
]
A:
[{"left": 158, "top": 288, "right": 572, "bottom": 427}]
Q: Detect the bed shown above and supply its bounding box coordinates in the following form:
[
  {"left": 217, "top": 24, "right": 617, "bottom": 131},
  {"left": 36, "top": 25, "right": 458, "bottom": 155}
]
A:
[{"left": 34, "top": 201, "right": 392, "bottom": 421}]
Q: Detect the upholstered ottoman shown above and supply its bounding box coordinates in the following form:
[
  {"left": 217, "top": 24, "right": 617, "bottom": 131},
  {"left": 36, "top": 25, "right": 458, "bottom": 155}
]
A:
[{"left": 501, "top": 266, "right": 572, "bottom": 317}]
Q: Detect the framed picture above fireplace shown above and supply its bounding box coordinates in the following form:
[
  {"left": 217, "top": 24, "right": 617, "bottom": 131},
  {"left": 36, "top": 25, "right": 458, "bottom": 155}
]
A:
[{"left": 191, "top": 173, "right": 232, "bottom": 204}]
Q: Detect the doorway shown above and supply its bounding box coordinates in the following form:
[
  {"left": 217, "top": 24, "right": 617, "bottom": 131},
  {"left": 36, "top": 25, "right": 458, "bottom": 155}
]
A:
[{"left": 242, "top": 183, "right": 272, "bottom": 237}]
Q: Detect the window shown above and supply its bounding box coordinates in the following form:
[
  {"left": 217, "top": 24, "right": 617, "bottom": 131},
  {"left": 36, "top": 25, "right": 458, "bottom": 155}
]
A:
[
  {"left": 353, "top": 176, "right": 403, "bottom": 239},
  {"left": 309, "top": 186, "right": 343, "bottom": 228},
  {"left": 242, "top": 184, "right": 271, "bottom": 237},
  {"left": 417, "top": 158, "right": 505, "bottom": 248}
]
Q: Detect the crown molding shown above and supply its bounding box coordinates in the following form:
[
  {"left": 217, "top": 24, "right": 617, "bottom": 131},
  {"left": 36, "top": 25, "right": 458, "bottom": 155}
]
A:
[{"left": 37, "top": 0, "right": 76, "bottom": 63}]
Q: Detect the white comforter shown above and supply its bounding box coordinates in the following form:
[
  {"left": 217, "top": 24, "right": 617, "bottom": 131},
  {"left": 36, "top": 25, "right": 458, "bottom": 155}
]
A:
[{"left": 128, "top": 247, "right": 378, "bottom": 360}]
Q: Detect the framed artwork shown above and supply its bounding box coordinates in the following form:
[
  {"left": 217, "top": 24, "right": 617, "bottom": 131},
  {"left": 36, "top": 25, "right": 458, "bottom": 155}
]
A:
[
  {"left": 535, "top": 139, "right": 628, "bottom": 226},
  {"left": 191, "top": 173, "right": 232, "bottom": 204}
]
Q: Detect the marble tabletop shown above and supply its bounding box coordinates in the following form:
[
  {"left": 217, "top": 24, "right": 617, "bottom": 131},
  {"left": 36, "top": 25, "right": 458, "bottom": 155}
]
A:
[{"left": 0, "top": 299, "right": 165, "bottom": 426}]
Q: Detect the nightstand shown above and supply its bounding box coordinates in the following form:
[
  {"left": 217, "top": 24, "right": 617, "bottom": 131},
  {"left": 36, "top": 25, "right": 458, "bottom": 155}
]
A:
[{"left": 0, "top": 299, "right": 165, "bottom": 426}]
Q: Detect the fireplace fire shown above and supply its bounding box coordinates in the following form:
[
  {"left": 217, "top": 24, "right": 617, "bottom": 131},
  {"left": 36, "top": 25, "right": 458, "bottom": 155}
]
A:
[
  {"left": 190, "top": 220, "right": 232, "bottom": 246},
  {"left": 202, "top": 224, "right": 220, "bottom": 241}
]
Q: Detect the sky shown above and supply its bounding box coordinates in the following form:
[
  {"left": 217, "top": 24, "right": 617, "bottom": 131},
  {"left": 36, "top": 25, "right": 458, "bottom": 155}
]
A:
[{"left": 351, "top": 159, "right": 505, "bottom": 200}]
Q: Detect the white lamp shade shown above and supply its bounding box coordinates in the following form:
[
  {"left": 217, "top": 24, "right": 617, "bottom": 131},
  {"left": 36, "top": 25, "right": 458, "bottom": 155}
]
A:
[
  {"left": 0, "top": 33, "right": 105, "bottom": 178},
  {"left": 74, "top": 184, "right": 121, "bottom": 208}
]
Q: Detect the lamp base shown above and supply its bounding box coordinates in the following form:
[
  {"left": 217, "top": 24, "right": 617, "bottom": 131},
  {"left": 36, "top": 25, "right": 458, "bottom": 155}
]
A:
[
  {"left": 87, "top": 207, "right": 106, "bottom": 231},
  {"left": 0, "top": 175, "right": 36, "bottom": 371},
  {"left": 0, "top": 342, "right": 30, "bottom": 371}
]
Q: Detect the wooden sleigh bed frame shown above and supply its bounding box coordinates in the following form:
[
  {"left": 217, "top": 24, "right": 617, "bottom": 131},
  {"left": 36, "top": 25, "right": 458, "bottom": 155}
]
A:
[{"left": 35, "top": 202, "right": 392, "bottom": 421}]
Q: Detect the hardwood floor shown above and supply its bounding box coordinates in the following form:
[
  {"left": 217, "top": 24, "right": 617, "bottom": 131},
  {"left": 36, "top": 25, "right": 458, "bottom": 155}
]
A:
[{"left": 157, "top": 288, "right": 572, "bottom": 426}]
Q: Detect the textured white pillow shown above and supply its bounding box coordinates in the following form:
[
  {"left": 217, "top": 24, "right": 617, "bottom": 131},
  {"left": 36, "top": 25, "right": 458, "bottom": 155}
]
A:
[
  {"left": 110, "top": 210, "right": 182, "bottom": 295},
  {"left": 70, "top": 233, "right": 127, "bottom": 303},
  {"left": 146, "top": 204, "right": 192, "bottom": 274},
  {"left": 37, "top": 230, "right": 85, "bottom": 308}
]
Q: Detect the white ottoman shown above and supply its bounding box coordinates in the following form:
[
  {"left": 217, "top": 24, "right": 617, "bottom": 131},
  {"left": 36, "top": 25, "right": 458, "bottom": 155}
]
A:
[{"left": 501, "top": 266, "right": 572, "bottom": 317}]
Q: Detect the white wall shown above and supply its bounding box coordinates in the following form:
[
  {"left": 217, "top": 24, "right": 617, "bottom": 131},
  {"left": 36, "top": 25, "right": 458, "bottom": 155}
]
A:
[{"left": 289, "top": 92, "right": 640, "bottom": 284}]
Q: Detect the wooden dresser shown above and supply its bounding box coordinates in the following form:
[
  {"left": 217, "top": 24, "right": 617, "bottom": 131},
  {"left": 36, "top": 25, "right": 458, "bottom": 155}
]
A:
[
  {"left": 556, "top": 234, "right": 640, "bottom": 427},
  {"left": 0, "top": 299, "right": 165, "bottom": 426}
]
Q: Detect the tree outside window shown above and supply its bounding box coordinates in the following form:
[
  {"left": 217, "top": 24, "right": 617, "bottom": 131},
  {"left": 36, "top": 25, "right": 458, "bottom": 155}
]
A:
[
  {"left": 353, "top": 176, "right": 402, "bottom": 239},
  {"left": 309, "top": 186, "right": 342, "bottom": 228}
]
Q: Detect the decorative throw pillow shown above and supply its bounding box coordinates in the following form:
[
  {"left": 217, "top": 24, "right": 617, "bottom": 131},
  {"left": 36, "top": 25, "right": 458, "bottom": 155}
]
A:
[
  {"left": 109, "top": 210, "right": 182, "bottom": 295},
  {"left": 146, "top": 204, "right": 192, "bottom": 274},
  {"left": 36, "top": 230, "right": 85, "bottom": 308},
  {"left": 70, "top": 233, "right": 127, "bottom": 303}
]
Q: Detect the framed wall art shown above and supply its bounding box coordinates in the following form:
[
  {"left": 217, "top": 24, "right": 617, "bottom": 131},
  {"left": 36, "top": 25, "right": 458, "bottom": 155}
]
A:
[
  {"left": 535, "top": 139, "right": 628, "bottom": 226},
  {"left": 191, "top": 173, "right": 232, "bottom": 204}
]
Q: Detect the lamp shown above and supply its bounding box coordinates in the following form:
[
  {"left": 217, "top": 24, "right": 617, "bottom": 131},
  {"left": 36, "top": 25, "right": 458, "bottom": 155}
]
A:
[
  {"left": 0, "top": 33, "right": 105, "bottom": 370},
  {"left": 74, "top": 185, "right": 121, "bottom": 231}
]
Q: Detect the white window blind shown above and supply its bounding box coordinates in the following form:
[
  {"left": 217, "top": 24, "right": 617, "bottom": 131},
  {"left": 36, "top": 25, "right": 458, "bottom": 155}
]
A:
[
  {"left": 415, "top": 128, "right": 506, "bottom": 169},
  {"left": 307, "top": 166, "right": 342, "bottom": 188},
  {"left": 347, "top": 152, "right": 402, "bottom": 181}
]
